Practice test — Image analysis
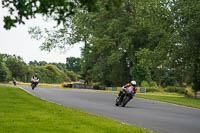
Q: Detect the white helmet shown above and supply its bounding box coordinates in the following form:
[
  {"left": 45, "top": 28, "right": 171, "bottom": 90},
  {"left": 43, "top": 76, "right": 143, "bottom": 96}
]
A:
[{"left": 131, "top": 80, "right": 136, "bottom": 86}]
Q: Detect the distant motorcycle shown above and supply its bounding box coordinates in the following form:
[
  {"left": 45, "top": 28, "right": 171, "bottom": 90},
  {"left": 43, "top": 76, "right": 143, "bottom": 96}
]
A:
[
  {"left": 115, "top": 90, "right": 134, "bottom": 107},
  {"left": 31, "top": 79, "right": 39, "bottom": 90},
  {"left": 13, "top": 79, "right": 16, "bottom": 86}
]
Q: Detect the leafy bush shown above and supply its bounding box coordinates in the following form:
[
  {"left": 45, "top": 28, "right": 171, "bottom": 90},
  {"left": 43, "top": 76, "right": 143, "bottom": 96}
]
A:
[
  {"left": 0, "top": 53, "right": 80, "bottom": 83},
  {"left": 146, "top": 87, "right": 161, "bottom": 92},
  {"left": 164, "top": 86, "right": 185, "bottom": 94},
  {"left": 141, "top": 81, "right": 150, "bottom": 87},
  {"left": 184, "top": 87, "right": 194, "bottom": 97},
  {"left": 184, "top": 87, "right": 200, "bottom": 98},
  {"left": 150, "top": 81, "right": 157, "bottom": 87},
  {"left": 33, "top": 64, "right": 71, "bottom": 83},
  {"left": 65, "top": 71, "right": 80, "bottom": 81}
]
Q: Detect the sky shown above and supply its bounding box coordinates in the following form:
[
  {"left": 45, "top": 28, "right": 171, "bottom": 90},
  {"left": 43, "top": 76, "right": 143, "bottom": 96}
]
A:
[{"left": 0, "top": 4, "right": 82, "bottom": 64}]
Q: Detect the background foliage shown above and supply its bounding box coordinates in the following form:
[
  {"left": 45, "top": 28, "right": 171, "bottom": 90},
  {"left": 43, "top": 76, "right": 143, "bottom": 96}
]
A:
[
  {"left": 0, "top": 53, "right": 80, "bottom": 83},
  {"left": 2, "top": 0, "right": 200, "bottom": 93}
]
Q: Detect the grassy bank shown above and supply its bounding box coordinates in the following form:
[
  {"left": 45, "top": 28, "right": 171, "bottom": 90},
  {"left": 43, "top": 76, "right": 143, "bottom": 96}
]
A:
[
  {"left": 0, "top": 86, "right": 152, "bottom": 133},
  {"left": 136, "top": 92, "right": 200, "bottom": 109}
]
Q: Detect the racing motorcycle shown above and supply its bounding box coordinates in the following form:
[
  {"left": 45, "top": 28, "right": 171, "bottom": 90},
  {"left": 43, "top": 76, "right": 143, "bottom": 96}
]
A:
[
  {"left": 115, "top": 90, "right": 134, "bottom": 107},
  {"left": 31, "top": 79, "right": 39, "bottom": 90},
  {"left": 13, "top": 79, "right": 16, "bottom": 86}
]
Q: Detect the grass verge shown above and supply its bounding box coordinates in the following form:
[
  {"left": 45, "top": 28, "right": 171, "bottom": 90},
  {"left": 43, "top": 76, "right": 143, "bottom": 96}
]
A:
[
  {"left": 136, "top": 92, "right": 200, "bottom": 109},
  {"left": 0, "top": 86, "right": 152, "bottom": 133}
]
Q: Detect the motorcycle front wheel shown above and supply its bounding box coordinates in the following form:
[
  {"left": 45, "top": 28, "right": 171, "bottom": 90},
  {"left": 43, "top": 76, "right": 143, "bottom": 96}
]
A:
[
  {"left": 122, "top": 95, "right": 132, "bottom": 107},
  {"left": 31, "top": 84, "right": 35, "bottom": 90},
  {"left": 115, "top": 96, "right": 121, "bottom": 106}
]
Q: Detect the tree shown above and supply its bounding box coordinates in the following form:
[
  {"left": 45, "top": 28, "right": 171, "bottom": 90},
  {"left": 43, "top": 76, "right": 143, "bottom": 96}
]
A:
[
  {"left": 0, "top": 53, "right": 80, "bottom": 83},
  {"left": 171, "top": 0, "right": 200, "bottom": 97},
  {"left": 65, "top": 71, "right": 80, "bottom": 81},
  {"left": 66, "top": 57, "right": 81, "bottom": 73},
  {"left": 30, "top": 0, "right": 171, "bottom": 86},
  {"left": 77, "top": 0, "right": 172, "bottom": 86},
  {"left": 0, "top": 62, "right": 11, "bottom": 82},
  {"left": 29, "top": 60, "right": 47, "bottom": 66},
  {"left": 2, "top": 0, "right": 122, "bottom": 29},
  {"left": 15, "top": 0, "right": 200, "bottom": 90},
  {"left": 51, "top": 63, "right": 67, "bottom": 72},
  {"left": 4, "top": 55, "right": 28, "bottom": 81},
  {"left": 32, "top": 64, "right": 71, "bottom": 83},
  {"left": 29, "top": 60, "right": 40, "bottom": 66},
  {"left": 75, "top": 3, "right": 134, "bottom": 86}
]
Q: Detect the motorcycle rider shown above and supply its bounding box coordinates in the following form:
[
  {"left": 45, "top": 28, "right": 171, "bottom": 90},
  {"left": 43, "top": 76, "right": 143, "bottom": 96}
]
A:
[
  {"left": 118, "top": 80, "right": 137, "bottom": 105},
  {"left": 13, "top": 78, "right": 16, "bottom": 86},
  {"left": 31, "top": 73, "right": 39, "bottom": 87}
]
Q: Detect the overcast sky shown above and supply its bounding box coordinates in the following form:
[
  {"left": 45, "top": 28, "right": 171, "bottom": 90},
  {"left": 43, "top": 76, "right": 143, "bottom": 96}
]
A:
[{"left": 0, "top": 4, "right": 82, "bottom": 64}]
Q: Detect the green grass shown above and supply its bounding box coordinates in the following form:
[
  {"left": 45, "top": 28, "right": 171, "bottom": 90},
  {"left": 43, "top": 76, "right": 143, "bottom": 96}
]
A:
[
  {"left": 136, "top": 92, "right": 200, "bottom": 109},
  {"left": 0, "top": 86, "right": 152, "bottom": 133}
]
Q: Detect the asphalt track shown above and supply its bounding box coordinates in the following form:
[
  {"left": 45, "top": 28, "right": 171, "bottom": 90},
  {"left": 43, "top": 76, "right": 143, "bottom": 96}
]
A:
[{"left": 20, "top": 86, "right": 200, "bottom": 133}]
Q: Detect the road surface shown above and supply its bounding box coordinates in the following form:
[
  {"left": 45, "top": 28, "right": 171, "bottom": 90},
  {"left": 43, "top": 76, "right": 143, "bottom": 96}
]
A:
[{"left": 20, "top": 86, "right": 200, "bottom": 133}]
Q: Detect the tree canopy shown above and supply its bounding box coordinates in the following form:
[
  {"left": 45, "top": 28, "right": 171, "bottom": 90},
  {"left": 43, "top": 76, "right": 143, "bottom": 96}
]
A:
[
  {"left": 0, "top": 53, "right": 80, "bottom": 83},
  {"left": 2, "top": 0, "right": 200, "bottom": 93},
  {"left": 2, "top": 0, "right": 122, "bottom": 29}
]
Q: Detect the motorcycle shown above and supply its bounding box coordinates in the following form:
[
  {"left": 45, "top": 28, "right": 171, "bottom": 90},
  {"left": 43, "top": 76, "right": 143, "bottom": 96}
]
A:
[
  {"left": 13, "top": 80, "right": 16, "bottom": 86},
  {"left": 31, "top": 79, "right": 39, "bottom": 90},
  {"left": 115, "top": 90, "right": 134, "bottom": 107}
]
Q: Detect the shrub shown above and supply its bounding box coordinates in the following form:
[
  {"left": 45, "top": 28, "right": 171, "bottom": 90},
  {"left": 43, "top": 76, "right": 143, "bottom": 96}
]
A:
[
  {"left": 33, "top": 65, "right": 71, "bottom": 83},
  {"left": 150, "top": 81, "right": 157, "bottom": 87},
  {"left": 65, "top": 71, "right": 80, "bottom": 81},
  {"left": 141, "top": 81, "right": 150, "bottom": 87},
  {"left": 184, "top": 87, "right": 200, "bottom": 98},
  {"left": 164, "top": 86, "right": 185, "bottom": 94},
  {"left": 184, "top": 87, "right": 193, "bottom": 97},
  {"left": 146, "top": 87, "right": 161, "bottom": 92}
]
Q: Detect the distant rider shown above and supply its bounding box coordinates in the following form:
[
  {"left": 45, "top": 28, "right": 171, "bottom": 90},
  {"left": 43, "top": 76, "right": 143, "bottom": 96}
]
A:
[
  {"left": 118, "top": 80, "right": 137, "bottom": 102},
  {"left": 31, "top": 73, "right": 39, "bottom": 87},
  {"left": 13, "top": 78, "right": 16, "bottom": 86}
]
